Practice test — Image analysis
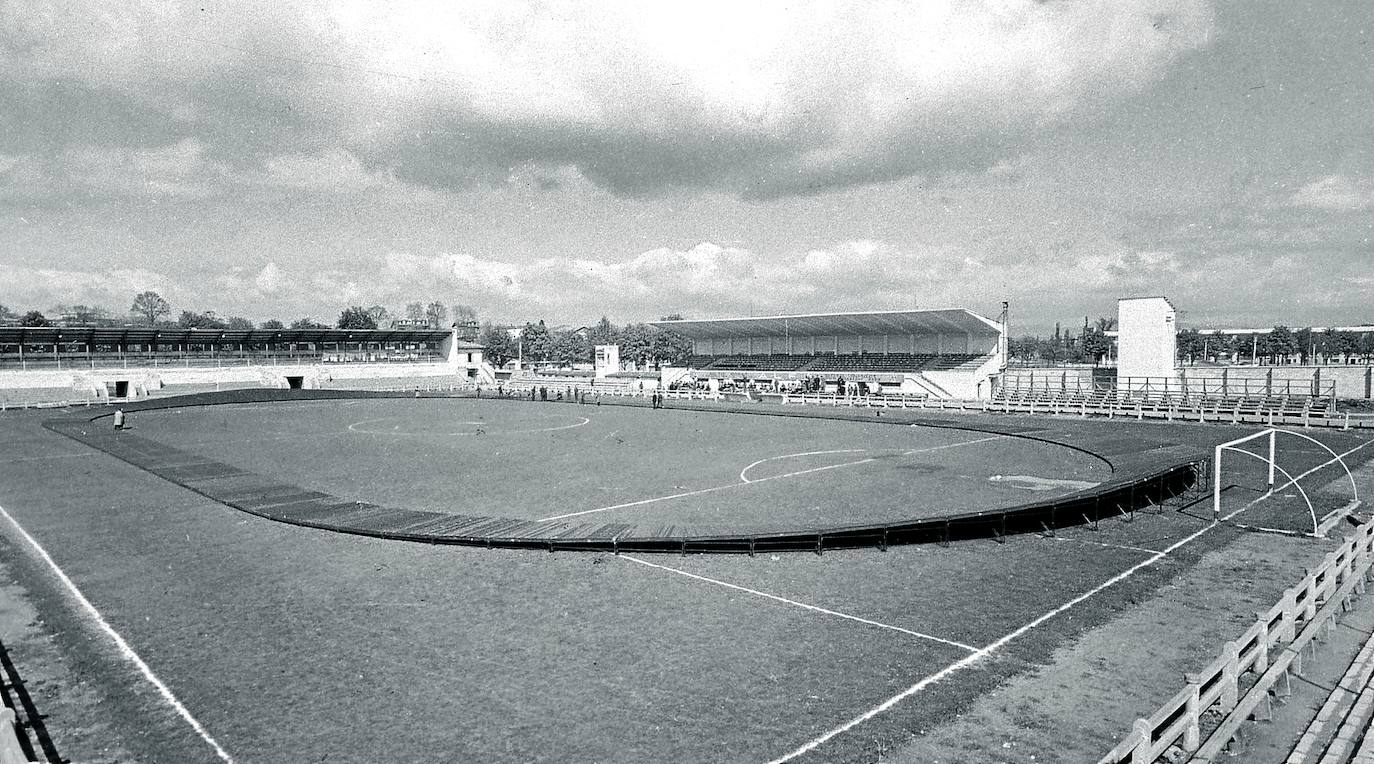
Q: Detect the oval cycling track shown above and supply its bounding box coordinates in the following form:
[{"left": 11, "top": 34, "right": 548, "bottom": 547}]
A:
[{"left": 43, "top": 389, "right": 1207, "bottom": 554}]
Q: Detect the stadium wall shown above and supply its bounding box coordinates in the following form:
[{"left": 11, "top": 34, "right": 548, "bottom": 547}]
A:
[
  {"left": 1003, "top": 364, "right": 1373, "bottom": 399},
  {"left": 0, "top": 361, "right": 471, "bottom": 396}
]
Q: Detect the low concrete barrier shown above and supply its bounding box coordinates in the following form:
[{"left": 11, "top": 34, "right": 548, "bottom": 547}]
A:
[{"left": 0, "top": 708, "right": 38, "bottom": 764}]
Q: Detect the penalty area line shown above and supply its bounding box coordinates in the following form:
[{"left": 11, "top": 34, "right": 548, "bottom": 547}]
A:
[
  {"left": 766, "top": 435, "right": 1374, "bottom": 763},
  {"left": 0, "top": 502, "right": 236, "bottom": 763},
  {"left": 620, "top": 555, "right": 978, "bottom": 653}
]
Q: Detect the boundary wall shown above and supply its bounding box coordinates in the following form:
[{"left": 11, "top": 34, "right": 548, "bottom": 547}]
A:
[
  {"left": 0, "top": 361, "right": 467, "bottom": 406},
  {"left": 1005, "top": 366, "right": 1373, "bottom": 400}
]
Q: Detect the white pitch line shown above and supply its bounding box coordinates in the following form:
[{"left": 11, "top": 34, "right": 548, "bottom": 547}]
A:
[
  {"left": 346, "top": 416, "right": 590, "bottom": 436},
  {"left": 2, "top": 452, "right": 95, "bottom": 464},
  {"left": 739, "top": 450, "right": 867, "bottom": 484},
  {"left": 1046, "top": 535, "right": 1165, "bottom": 557},
  {"left": 767, "top": 435, "right": 1374, "bottom": 763},
  {"left": 0, "top": 502, "right": 236, "bottom": 763},
  {"left": 620, "top": 555, "right": 978, "bottom": 652},
  {"left": 543, "top": 434, "right": 1004, "bottom": 523}
]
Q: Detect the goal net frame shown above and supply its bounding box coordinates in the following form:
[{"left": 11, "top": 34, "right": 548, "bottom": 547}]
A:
[{"left": 1213, "top": 428, "right": 1359, "bottom": 535}]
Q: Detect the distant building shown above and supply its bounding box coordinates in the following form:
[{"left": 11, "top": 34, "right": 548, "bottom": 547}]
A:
[{"left": 453, "top": 320, "right": 480, "bottom": 341}]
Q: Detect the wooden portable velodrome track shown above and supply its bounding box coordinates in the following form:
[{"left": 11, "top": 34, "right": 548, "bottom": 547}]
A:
[{"left": 42, "top": 389, "right": 1207, "bottom": 553}]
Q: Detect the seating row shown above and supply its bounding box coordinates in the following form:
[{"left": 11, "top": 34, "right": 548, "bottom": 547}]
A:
[{"left": 682, "top": 353, "right": 987, "bottom": 374}]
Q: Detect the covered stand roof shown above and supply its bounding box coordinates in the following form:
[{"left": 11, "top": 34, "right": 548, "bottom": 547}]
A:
[
  {"left": 0, "top": 326, "right": 477, "bottom": 347},
  {"left": 651, "top": 309, "right": 1003, "bottom": 340}
]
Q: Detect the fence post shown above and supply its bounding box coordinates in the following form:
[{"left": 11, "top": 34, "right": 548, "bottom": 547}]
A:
[
  {"left": 1183, "top": 674, "right": 1203, "bottom": 751},
  {"left": 1220, "top": 640, "right": 1240, "bottom": 712},
  {"left": 1130, "top": 719, "right": 1153, "bottom": 764},
  {"left": 1254, "top": 614, "right": 1271, "bottom": 673}
]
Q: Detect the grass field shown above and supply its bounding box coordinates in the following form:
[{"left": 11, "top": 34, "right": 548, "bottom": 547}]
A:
[
  {"left": 0, "top": 395, "right": 1370, "bottom": 763},
  {"left": 136, "top": 398, "right": 1112, "bottom": 529}
]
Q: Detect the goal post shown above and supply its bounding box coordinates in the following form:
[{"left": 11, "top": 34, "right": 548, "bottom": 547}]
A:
[{"left": 1213, "top": 427, "right": 1361, "bottom": 535}]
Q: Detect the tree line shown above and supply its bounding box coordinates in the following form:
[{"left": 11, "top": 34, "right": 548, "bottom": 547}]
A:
[
  {"left": 1009, "top": 317, "right": 1116, "bottom": 365},
  {"left": 1176, "top": 327, "right": 1374, "bottom": 365},
  {"left": 1010, "top": 318, "right": 1374, "bottom": 366},
  {"left": 478, "top": 315, "right": 693, "bottom": 369}
]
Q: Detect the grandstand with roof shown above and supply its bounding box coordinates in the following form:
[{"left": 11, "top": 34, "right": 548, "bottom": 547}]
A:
[
  {"left": 0, "top": 324, "right": 489, "bottom": 407},
  {"left": 651, "top": 308, "right": 1007, "bottom": 399}
]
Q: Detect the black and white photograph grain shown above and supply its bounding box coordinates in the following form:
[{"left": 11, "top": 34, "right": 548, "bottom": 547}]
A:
[{"left": 1, "top": 2, "right": 1373, "bottom": 762}]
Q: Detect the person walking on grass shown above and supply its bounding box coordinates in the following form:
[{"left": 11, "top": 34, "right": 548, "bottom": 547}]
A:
[{"left": 112, "top": 409, "right": 125, "bottom": 431}]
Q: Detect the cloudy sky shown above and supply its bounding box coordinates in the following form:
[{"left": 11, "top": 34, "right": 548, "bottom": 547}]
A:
[{"left": 1, "top": 0, "right": 1370, "bottom": 333}]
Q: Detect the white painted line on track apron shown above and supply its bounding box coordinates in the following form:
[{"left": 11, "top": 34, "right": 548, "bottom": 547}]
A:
[{"left": 0, "top": 502, "right": 236, "bottom": 763}]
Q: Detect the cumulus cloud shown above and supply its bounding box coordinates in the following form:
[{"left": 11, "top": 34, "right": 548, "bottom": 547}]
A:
[
  {"left": 0, "top": 263, "right": 175, "bottom": 313},
  {"left": 197, "top": 239, "right": 1193, "bottom": 324},
  {"left": 1288, "top": 174, "right": 1373, "bottom": 211},
  {"left": 0, "top": 0, "right": 1215, "bottom": 198}
]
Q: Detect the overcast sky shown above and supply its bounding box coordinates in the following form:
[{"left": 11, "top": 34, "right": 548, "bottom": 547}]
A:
[{"left": 1, "top": 1, "right": 1370, "bottom": 334}]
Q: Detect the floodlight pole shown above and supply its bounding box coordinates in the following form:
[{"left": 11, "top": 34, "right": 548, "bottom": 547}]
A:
[{"left": 1000, "top": 301, "right": 1010, "bottom": 371}]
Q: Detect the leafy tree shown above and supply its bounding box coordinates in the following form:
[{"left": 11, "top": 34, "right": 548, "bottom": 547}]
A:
[
  {"left": 226, "top": 316, "right": 254, "bottom": 330},
  {"left": 588, "top": 316, "right": 618, "bottom": 347},
  {"left": 19, "top": 310, "right": 51, "bottom": 327},
  {"left": 1081, "top": 328, "right": 1112, "bottom": 366},
  {"left": 424, "top": 301, "right": 448, "bottom": 329},
  {"left": 61, "top": 304, "right": 108, "bottom": 325},
  {"left": 365, "top": 305, "right": 390, "bottom": 325},
  {"left": 1295, "top": 327, "right": 1313, "bottom": 364},
  {"left": 548, "top": 330, "right": 591, "bottom": 367},
  {"left": 452, "top": 304, "right": 479, "bottom": 323},
  {"left": 261, "top": 319, "right": 285, "bottom": 330},
  {"left": 405, "top": 302, "right": 424, "bottom": 322},
  {"left": 177, "top": 310, "right": 228, "bottom": 329},
  {"left": 1330, "top": 330, "right": 1360, "bottom": 361},
  {"left": 1094, "top": 316, "right": 1118, "bottom": 333},
  {"left": 0, "top": 304, "right": 16, "bottom": 322},
  {"left": 1268, "top": 326, "right": 1298, "bottom": 364},
  {"left": 617, "top": 323, "right": 661, "bottom": 366},
  {"left": 651, "top": 326, "right": 693, "bottom": 367},
  {"left": 1222, "top": 334, "right": 1244, "bottom": 363},
  {"left": 478, "top": 322, "right": 517, "bottom": 366},
  {"left": 290, "top": 317, "right": 328, "bottom": 329},
  {"left": 337, "top": 306, "right": 378, "bottom": 329},
  {"left": 1360, "top": 333, "right": 1374, "bottom": 363},
  {"left": 130, "top": 291, "right": 171, "bottom": 325},
  {"left": 519, "top": 320, "right": 552, "bottom": 362},
  {"left": 1175, "top": 328, "right": 1204, "bottom": 365}
]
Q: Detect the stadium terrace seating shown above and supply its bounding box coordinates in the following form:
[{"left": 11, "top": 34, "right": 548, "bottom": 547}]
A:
[
  {"left": 701, "top": 355, "right": 817, "bottom": 371},
  {"left": 989, "top": 383, "right": 1335, "bottom": 423},
  {"left": 682, "top": 353, "right": 988, "bottom": 374},
  {"left": 803, "top": 353, "right": 985, "bottom": 373}
]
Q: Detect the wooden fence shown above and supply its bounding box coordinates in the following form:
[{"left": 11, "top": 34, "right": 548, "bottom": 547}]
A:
[{"left": 1098, "top": 522, "right": 1374, "bottom": 763}]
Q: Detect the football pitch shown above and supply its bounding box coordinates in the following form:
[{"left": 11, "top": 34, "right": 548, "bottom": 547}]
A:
[{"left": 0, "top": 393, "right": 1369, "bottom": 763}]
